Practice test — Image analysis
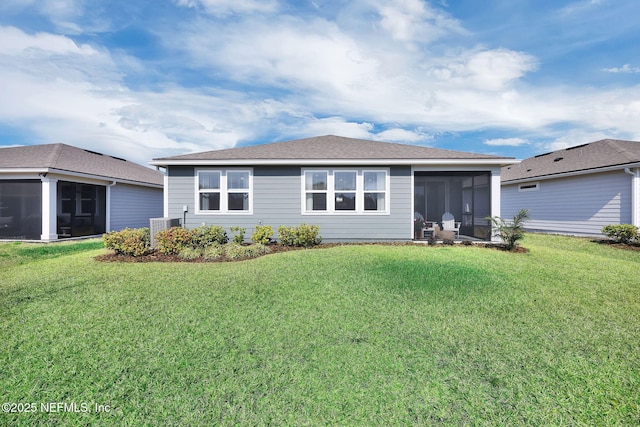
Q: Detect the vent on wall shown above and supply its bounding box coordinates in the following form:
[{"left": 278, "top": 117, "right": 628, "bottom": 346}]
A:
[{"left": 518, "top": 182, "right": 539, "bottom": 192}]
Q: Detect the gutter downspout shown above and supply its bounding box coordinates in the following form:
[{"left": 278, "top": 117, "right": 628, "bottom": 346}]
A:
[
  {"left": 624, "top": 168, "right": 640, "bottom": 228},
  {"left": 106, "top": 181, "right": 117, "bottom": 232}
]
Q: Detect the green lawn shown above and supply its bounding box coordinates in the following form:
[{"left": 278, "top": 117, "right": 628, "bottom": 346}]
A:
[{"left": 1, "top": 235, "right": 638, "bottom": 426}]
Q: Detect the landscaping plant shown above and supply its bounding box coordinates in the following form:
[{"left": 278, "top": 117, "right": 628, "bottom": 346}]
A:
[
  {"left": 602, "top": 223, "right": 639, "bottom": 244},
  {"left": 278, "top": 224, "right": 322, "bottom": 248},
  {"left": 230, "top": 226, "right": 246, "bottom": 244},
  {"left": 251, "top": 225, "right": 274, "bottom": 245},
  {"left": 486, "top": 208, "right": 529, "bottom": 250},
  {"left": 155, "top": 226, "right": 194, "bottom": 255},
  {"left": 191, "top": 224, "right": 228, "bottom": 247},
  {"left": 103, "top": 227, "right": 151, "bottom": 256}
]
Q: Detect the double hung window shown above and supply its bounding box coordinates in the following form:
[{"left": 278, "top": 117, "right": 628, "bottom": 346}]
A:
[
  {"left": 303, "top": 169, "right": 388, "bottom": 214},
  {"left": 305, "top": 171, "right": 328, "bottom": 211},
  {"left": 197, "top": 169, "right": 252, "bottom": 213},
  {"left": 334, "top": 171, "right": 356, "bottom": 211},
  {"left": 364, "top": 171, "right": 386, "bottom": 211}
]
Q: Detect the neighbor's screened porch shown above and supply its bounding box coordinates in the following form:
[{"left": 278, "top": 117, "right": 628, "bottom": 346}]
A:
[{"left": 414, "top": 171, "right": 492, "bottom": 241}]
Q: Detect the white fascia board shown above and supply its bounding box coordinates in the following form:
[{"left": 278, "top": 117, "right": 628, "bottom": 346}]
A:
[
  {"left": 0, "top": 168, "right": 48, "bottom": 174},
  {"left": 0, "top": 167, "right": 162, "bottom": 188},
  {"left": 151, "top": 158, "right": 518, "bottom": 167},
  {"left": 46, "top": 168, "right": 163, "bottom": 189},
  {"left": 502, "top": 162, "right": 640, "bottom": 185}
]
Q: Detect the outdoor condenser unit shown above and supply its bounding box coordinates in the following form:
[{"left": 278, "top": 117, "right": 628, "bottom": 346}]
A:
[{"left": 150, "top": 217, "right": 181, "bottom": 248}]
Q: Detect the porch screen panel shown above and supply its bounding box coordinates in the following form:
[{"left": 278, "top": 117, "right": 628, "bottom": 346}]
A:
[
  {"left": 0, "top": 180, "right": 42, "bottom": 240},
  {"left": 57, "top": 182, "right": 106, "bottom": 237}
]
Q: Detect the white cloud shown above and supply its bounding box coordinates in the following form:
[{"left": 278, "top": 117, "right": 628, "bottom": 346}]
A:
[
  {"left": 175, "top": 0, "right": 278, "bottom": 16},
  {"left": 430, "top": 49, "right": 538, "bottom": 91},
  {"left": 0, "top": 25, "right": 97, "bottom": 56},
  {"left": 374, "top": 0, "right": 465, "bottom": 44},
  {"left": 281, "top": 117, "right": 375, "bottom": 140},
  {"left": 375, "top": 128, "right": 433, "bottom": 143},
  {"left": 0, "top": 0, "right": 85, "bottom": 33},
  {"left": 484, "top": 138, "right": 529, "bottom": 147},
  {"left": 602, "top": 64, "right": 640, "bottom": 73},
  {"left": 1, "top": 0, "right": 639, "bottom": 165}
]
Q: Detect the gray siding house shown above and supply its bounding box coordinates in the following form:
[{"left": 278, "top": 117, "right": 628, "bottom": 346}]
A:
[
  {"left": 151, "top": 135, "right": 517, "bottom": 242},
  {"left": 501, "top": 139, "right": 640, "bottom": 237},
  {"left": 0, "top": 143, "right": 164, "bottom": 241}
]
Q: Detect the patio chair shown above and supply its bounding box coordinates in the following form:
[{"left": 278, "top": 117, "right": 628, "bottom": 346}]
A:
[{"left": 441, "top": 212, "right": 460, "bottom": 238}]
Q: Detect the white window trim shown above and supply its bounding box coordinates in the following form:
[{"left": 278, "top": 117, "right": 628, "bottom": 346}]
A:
[
  {"left": 518, "top": 182, "right": 540, "bottom": 192},
  {"left": 301, "top": 168, "right": 390, "bottom": 215},
  {"left": 195, "top": 168, "right": 253, "bottom": 214}
]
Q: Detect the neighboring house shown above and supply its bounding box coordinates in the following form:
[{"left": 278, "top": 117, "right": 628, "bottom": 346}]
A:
[
  {"left": 0, "top": 143, "right": 164, "bottom": 241},
  {"left": 501, "top": 139, "right": 640, "bottom": 237},
  {"left": 150, "top": 135, "right": 517, "bottom": 242}
]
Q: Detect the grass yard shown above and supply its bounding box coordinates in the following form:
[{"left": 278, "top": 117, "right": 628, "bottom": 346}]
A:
[{"left": 1, "top": 234, "right": 639, "bottom": 426}]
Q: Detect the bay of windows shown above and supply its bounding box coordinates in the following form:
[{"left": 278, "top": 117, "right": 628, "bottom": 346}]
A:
[{"left": 303, "top": 169, "right": 388, "bottom": 214}]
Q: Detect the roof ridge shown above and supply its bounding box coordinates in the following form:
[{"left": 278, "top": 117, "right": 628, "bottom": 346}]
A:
[
  {"left": 46, "top": 143, "right": 65, "bottom": 168},
  {"left": 607, "top": 139, "right": 639, "bottom": 163}
]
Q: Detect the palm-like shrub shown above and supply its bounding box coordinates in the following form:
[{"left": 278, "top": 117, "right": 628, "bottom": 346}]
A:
[{"left": 486, "top": 209, "right": 529, "bottom": 251}]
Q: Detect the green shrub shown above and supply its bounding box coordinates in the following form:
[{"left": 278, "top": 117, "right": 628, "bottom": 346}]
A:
[
  {"left": 278, "top": 224, "right": 322, "bottom": 248},
  {"left": 103, "top": 228, "right": 151, "bottom": 256},
  {"left": 230, "top": 226, "right": 246, "bottom": 244},
  {"left": 203, "top": 244, "right": 225, "bottom": 261},
  {"left": 251, "top": 225, "right": 274, "bottom": 244},
  {"left": 602, "top": 224, "right": 639, "bottom": 244},
  {"left": 294, "top": 223, "right": 322, "bottom": 247},
  {"left": 486, "top": 208, "right": 529, "bottom": 251},
  {"left": 246, "top": 243, "right": 272, "bottom": 257},
  {"left": 155, "top": 227, "right": 194, "bottom": 255},
  {"left": 191, "top": 225, "right": 228, "bottom": 247},
  {"left": 224, "top": 243, "right": 251, "bottom": 260},
  {"left": 224, "top": 243, "right": 272, "bottom": 260},
  {"left": 278, "top": 225, "right": 297, "bottom": 246},
  {"left": 178, "top": 247, "right": 203, "bottom": 260}
]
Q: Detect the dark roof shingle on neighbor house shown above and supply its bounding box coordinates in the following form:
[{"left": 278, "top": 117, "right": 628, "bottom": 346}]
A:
[
  {"left": 0, "top": 143, "right": 163, "bottom": 186},
  {"left": 502, "top": 139, "right": 640, "bottom": 183},
  {"left": 152, "top": 135, "right": 515, "bottom": 164}
]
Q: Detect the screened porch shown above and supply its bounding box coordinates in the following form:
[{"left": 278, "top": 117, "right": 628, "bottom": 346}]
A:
[{"left": 414, "top": 172, "right": 492, "bottom": 241}]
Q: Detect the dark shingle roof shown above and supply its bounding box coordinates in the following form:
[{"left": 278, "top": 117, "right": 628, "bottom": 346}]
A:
[
  {"left": 152, "top": 135, "right": 514, "bottom": 163},
  {"left": 502, "top": 139, "right": 640, "bottom": 183},
  {"left": 0, "top": 143, "right": 163, "bottom": 186}
]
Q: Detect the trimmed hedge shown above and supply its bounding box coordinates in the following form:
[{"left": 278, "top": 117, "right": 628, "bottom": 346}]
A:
[
  {"left": 602, "top": 224, "right": 639, "bottom": 244},
  {"left": 191, "top": 225, "right": 228, "bottom": 247},
  {"left": 278, "top": 224, "right": 322, "bottom": 248},
  {"left": 155, "top": 227, "right": 194, "bottom": 255},
  {"left": 103, "top": 228, "right": 151, "bottom": 256},
  {"left": 251, "top": 225, "right": 274, "bottom": 245}
]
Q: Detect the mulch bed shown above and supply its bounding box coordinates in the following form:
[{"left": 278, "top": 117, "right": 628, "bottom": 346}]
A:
[
  {"left": 95, "top": 241, "right": 529, "bottom": 263},
  {"left": 593, "top": 239, "right": 640, "bottom": 252}
]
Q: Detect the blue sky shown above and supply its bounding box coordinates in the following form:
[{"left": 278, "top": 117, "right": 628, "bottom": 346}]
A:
[{"left": 0, "top": 0, "right": 639, "bottom": 165}]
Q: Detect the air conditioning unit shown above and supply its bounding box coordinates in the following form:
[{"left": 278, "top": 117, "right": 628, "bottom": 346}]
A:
[{"left": 150, "top": 217, "right": 181, "bottom": 248}]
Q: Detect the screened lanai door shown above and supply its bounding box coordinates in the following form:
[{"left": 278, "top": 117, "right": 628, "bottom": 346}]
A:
[{"left": 414, "top": 172, "right": 492, "bottom": 240}]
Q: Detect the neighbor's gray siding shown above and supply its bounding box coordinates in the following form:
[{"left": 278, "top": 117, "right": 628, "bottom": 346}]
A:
[
  {"left": 502, "top": 170, "right": 631, "bottom": 236},
  {"left": 109, "top": 183, "right": 163, "bottom": 231},
  {"left": 166, "top": 165, "right": 412, "bottom": 242}
]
